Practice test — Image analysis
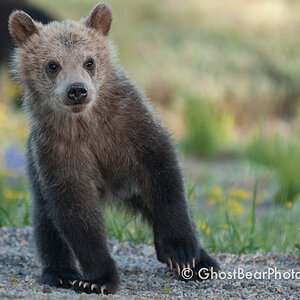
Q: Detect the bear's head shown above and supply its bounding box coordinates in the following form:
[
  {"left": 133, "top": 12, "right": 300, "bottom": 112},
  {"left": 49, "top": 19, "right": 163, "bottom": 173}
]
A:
[{"left": 9, "top": 2, "right": 113, "bottom": 115}]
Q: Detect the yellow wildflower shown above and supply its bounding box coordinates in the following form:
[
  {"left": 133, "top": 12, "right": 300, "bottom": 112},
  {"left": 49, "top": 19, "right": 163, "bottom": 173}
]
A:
[
  {"left": 3, "top": 189, "right": 14, "bottom": 199},
  {"left": 228, "top": 198, "right": 245, "bottom": 215},
  {"left": 229, "top": 189, "right": 252, "bottom": 200},
  {"left": 201, "top": 223, "right": 206, "bottom": 230},
  {"left": 3, "top": 189, "right": 25, "bottom": 200},
  {"left": 285, "top": 201, "right": 292, "bottom": 208},
  {"left": 205, "top": 227, "right": 211, "bottom": 235},
  {"left": 129, "top": 227, "right": 135, "bottom": 234},
  {"left": 208, "top": 187, "right": 223, "bottom": 199}
]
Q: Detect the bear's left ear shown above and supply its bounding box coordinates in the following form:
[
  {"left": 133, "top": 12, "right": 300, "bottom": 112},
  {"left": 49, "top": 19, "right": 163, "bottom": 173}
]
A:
[
  {"left": 85, "top": 3, "right": 112, "bottom": 36},
  {"left": 9, "top": 10, "right": 39, "bottom": 46}
]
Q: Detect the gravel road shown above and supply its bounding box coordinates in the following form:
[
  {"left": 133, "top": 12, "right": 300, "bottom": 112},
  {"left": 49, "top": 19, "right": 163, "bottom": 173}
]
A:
[{"left": 0, "top": 227, "right": 299, "bottom": 299}]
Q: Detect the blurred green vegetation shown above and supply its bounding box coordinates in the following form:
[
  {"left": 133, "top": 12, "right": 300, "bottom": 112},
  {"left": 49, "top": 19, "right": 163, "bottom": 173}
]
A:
[
  {"left": 0, "top": 0, "right": 299, "bottom": 253},
  {"left": 182, "top": 97, "right": 234, "bottom": 157},
  {"left": 247, "top": 134, "right": 300, "bottom": 203}
]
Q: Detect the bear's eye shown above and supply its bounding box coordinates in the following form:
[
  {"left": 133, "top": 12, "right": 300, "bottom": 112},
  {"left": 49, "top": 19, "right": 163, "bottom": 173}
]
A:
[
  {"left": 47, "top": 61, "right": 60, "bottom": 73},
  {"left": 49, "top": 63, "right": 57, "bottom": 71},
  {"left": 84, "top": 59, "right": 94, "bottom": 70}
]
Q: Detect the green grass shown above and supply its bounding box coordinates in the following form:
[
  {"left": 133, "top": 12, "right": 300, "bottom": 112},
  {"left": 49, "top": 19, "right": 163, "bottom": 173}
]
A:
[
  {"left": 0, "top": 171, "right": 30, "bottom": 227},
  {"left": 105, "top": 207, "right": 153, "bottom": 244},
  {"left": 202, "top": 203, "right": 299, "bottom": 254},
  {"left": 192, "top": 183, "right": 300, "bottom": 254}
]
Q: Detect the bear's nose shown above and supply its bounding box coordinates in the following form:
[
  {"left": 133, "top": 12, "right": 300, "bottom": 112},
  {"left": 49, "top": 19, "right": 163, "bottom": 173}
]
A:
[{"left": 66, "top": 83, "right": 88, "bottom": 103}]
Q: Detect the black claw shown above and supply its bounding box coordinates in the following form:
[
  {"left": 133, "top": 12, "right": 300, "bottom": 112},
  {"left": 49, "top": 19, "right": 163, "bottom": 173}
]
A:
[
  {"left": 83, "top": 282, "right": 89, "bottom": 288},
  {"left": 102, "top": 289, "right": 108, "bottom": 295},
  {"left": 91, "top": 283, "right": 98, "bottom": 292},
  {"left": 72, "top": 280, "right": 106, "bottom": 294}
]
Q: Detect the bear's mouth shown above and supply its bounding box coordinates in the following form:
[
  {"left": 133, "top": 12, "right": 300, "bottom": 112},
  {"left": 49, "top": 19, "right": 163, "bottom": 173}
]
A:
[
  {"left": 70, "top": 104, "right": 87, "bottom": 113},
  {"left": 64, "top": 99, "right": 91, "bottom": 106},
  {"left": 63, "top": 98, "right": 91, "bottom": 112}
]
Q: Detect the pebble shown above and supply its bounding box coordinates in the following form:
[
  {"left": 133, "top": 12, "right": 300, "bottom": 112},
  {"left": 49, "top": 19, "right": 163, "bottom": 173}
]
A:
[
  {"left": 222, "top": 283, "right": 234, "bottom": 291},
  {"left": 142, "top": 245, "right": 155, "bottom": 257}
]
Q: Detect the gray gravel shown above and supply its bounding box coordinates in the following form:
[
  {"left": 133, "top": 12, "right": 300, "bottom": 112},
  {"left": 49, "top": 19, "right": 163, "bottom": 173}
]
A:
[{"left": 0, "top": 227, "right": 299, "bottom": 299}]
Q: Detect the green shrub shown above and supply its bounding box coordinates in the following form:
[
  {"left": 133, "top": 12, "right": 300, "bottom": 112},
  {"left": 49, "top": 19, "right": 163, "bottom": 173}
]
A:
[
  {"left": 246, "top": 134, "right": 300, "bottom": 203},
  {"left": 182, "top": 97, "right": 234, "bottom": 157}
]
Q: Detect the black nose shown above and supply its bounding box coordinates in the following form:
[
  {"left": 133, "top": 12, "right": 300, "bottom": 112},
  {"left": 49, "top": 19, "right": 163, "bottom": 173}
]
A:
[{"left": 66, "top": 82, "right": 88, "bottom": 102}]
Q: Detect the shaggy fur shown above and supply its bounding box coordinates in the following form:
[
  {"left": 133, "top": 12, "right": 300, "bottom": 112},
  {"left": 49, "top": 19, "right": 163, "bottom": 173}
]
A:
[{"left": 9, "top": 2, "right": 219, "bottom": 295}]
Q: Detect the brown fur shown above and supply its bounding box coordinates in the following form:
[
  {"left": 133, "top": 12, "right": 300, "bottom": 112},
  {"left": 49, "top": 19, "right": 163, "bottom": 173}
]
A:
[{"left": 9, "top": 2, "right": 219, "bottom": 295}]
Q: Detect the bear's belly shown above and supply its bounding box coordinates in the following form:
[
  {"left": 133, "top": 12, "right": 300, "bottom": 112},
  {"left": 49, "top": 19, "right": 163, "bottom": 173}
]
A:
[{"left": 100, "top": 174, "right": 140, "bottom": 203}]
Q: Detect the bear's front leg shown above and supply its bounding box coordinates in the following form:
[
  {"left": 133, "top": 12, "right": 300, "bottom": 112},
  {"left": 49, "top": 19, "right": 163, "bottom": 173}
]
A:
[
  {"left": 147, "top": 149, "right": 220, "bottom": 279},
  {"left": 27, "top": 139, "right": 82, "bottom": 289},
  {"left": 41, "top": 176, "right": 120, "bottom": 294}
]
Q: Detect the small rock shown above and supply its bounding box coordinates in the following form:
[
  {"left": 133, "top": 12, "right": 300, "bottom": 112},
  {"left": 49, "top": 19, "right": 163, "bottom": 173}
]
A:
[
  {"left": 111, "top": 245, "right": 118, "bottom": 254},
  {"left": 222, "top": 283, "right": 234, "bottom": 291},
  {"left": 142, "top": 245, "right": 155, "bottom": 257}
]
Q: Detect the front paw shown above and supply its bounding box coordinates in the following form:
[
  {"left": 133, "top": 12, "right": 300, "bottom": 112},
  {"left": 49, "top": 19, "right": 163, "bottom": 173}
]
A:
[
  {"left": 42, "top": 269, "right": 81, "bottom": 288},
  {"left": 155, "top": 237, "right": 220, "bottom": 280},
  {"left": 155, "top": 236, "right": 200, "bottom": 275}
]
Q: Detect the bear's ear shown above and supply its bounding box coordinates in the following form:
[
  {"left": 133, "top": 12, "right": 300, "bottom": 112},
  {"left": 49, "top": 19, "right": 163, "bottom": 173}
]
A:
[
  {"left": 85, "top": 3, "right": 112, "bottom": 36},
  {"left": 9, "top": 11, "right": 39, "bottom": 46}
]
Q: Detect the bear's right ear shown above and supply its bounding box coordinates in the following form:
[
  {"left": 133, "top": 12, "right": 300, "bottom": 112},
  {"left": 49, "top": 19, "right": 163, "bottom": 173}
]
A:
[
  {"left": 85, "top": 3, "right": 112, "bottom": 36},
  {"left": 9, "top": 11, "right": 39, "bottom": 46}
]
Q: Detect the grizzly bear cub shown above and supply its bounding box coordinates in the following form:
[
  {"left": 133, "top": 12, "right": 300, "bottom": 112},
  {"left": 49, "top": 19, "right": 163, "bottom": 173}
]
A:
[{"left": 9, "top": 2, "right": 219, "bottom": 295}]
